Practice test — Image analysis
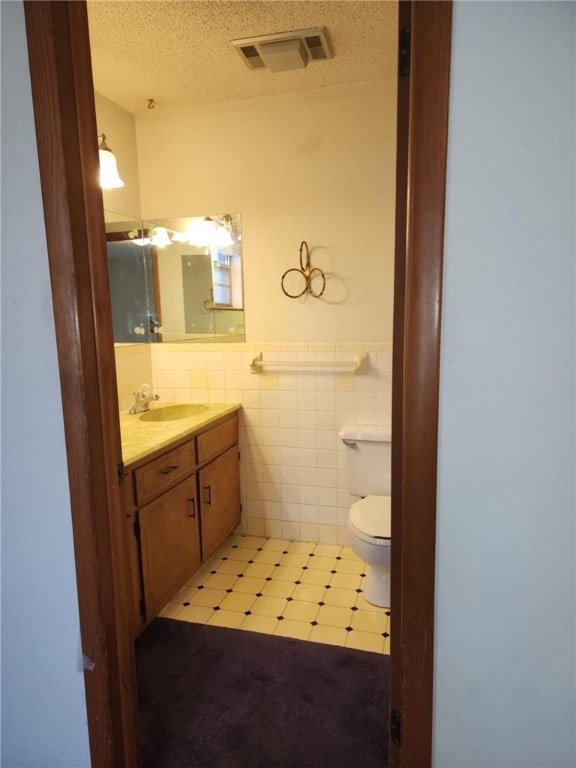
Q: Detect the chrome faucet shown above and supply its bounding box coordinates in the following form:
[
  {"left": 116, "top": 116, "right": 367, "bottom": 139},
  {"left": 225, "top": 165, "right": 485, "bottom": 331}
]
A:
[{"left": 129, "top": 383, "right": 159, "bottom": 414}]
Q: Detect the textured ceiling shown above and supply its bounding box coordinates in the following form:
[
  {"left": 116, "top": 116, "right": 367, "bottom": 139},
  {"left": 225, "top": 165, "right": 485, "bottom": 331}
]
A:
[{"left": 87, "top": 1, "right": 397, "bottom": 114}]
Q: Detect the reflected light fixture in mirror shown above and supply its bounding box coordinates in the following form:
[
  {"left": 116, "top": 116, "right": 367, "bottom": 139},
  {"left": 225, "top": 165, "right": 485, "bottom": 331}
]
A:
[
  {"left": 127, "top": 222, "right": 233, "bottom": 250},
  {"left": 150, "top": 227, "right": 171, "bottom": 248},
  {"left": 128, "top": 229, "right": 150, "bottom": 247},
  {"left": 185, "top": 217, "right": 217, "bottom": 246},
  {"left": 126, "top": 228, "right": 172, "bottom": 248},
  {"left": 182, "top": 216, "right": 234, "bottom": 247},
  {"left": 213, "top": 223, "right": 234, "bottom": 247},
  {"left": 98, "top": 133, "right": 124, "bottom": 189}
]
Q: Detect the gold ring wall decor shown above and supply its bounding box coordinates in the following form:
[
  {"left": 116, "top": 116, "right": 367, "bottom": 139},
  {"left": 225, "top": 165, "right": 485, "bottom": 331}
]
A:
[{"left": 281, "top": 241, "right": 326, "bottom": 298}]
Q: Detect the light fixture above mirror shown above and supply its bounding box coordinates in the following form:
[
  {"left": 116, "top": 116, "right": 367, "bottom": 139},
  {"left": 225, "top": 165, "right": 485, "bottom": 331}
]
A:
[
  {"left": 127, "top": 216, "right": 239, "bottom": 250},
  {"left": 177, "top": 216, "right": 236, "bottom": 248}
]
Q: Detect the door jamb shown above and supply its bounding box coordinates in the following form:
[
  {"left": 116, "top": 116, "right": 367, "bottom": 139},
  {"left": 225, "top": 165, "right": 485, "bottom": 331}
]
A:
[
  {"left": 24, "top": 3, "right": 139, "bottom": 765},
  {"left": 391, "top": 3, "right": 452, "bottom": 766}
]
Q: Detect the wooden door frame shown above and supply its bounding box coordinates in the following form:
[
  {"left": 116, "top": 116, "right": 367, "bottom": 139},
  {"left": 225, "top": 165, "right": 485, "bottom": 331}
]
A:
[
  {"left": 391, "top": 3, "right": 452, "bottom": 766},
  {"left": 23, "top": 3, "right": 139, "bottom": 766},
  {"left": 23, "top": 1, "right": 452, "bottom": 766}
]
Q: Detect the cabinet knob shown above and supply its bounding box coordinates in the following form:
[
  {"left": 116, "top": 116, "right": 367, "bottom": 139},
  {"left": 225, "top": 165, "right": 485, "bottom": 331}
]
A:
[
  {"left": 160, "top": 464, "right": 178, "bottom": 475},
  {"left": 187, "top": 497, "right": 196, "bottom": 518}
]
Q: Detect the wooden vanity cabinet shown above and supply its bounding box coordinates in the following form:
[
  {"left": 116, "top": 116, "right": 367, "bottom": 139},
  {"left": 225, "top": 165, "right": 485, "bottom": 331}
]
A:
[
  {"left": 124, "top": 411, "right": 240, "bottom": 632},
  {"left": 139, "top": 474, "right": 201, "bottom": 621}
]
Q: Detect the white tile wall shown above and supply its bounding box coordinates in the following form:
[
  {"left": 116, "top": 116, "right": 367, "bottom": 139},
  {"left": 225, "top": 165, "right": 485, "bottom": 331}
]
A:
[
  {"left": 114, "top": 343, "right": 153, "bottom": 412},
  {"left": 116, "top": 342, "right": 392, "bottom": 545}
]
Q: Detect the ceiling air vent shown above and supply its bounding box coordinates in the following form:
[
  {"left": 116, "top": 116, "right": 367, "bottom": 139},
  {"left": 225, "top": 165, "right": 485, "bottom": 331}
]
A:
[{"left": 232, "top": 27, "right": 332, "bottom": 73}]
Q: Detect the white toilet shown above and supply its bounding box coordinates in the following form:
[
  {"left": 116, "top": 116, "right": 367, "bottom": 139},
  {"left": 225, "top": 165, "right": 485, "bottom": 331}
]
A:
[{"left": 339, "top": 424, "right": 392, "bottom": 608}]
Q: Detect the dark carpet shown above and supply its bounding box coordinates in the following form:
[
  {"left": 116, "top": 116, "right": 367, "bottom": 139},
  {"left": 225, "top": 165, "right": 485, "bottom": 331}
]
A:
[{"left": 136, "top": 618, "right": 389, "bottom": 768}]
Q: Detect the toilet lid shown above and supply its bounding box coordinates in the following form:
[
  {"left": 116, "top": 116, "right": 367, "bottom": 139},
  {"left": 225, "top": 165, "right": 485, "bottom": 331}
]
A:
[{"left": 349, "top": 496, "right": 391, "bottom": 539}]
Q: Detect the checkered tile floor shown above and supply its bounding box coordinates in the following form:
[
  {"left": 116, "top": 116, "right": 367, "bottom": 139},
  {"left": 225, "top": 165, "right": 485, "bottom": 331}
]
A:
[{"left": 159, "top": 534, "right": 390, "bottom": 654}]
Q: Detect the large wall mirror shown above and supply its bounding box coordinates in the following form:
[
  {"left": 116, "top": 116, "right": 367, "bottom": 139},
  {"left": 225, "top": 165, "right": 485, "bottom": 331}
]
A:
[{"left": 105, "top": 211, "right": 245, "bottom": 344}]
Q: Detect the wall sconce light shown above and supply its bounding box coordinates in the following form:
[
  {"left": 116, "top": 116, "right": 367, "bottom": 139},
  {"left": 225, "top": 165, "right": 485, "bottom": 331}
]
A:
[{"left": 98, "top": 133, "right": 124, "bottom": 189}]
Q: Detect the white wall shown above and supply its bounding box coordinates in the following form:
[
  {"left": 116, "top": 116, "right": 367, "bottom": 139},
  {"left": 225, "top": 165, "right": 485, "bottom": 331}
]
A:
[
  {"left": 135, "top": 79, "right": 397, "bottom": 344},
  {"left": 0, "top": 3, "right": 91, "bottom": 766},
  {"left": 434, "top": 2, "right": 576, "bottom": 766}
]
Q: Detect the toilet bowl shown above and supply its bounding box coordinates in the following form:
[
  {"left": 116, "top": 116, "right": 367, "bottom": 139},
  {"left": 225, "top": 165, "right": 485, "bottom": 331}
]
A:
[
  {"left": 339, "top": 424, "right": 392, "bottom": 608},
  {"left": 348, "top": 495, "right": 391, "bottom": 607}
]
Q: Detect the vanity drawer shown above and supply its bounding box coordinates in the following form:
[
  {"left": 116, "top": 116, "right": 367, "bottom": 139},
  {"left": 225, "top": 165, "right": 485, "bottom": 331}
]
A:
[
  {"left": 134, "top": 440, "right": 196, "bottom": 506},
  {"left": 197, "top": 414, "right": 238, "bottom": 465}
]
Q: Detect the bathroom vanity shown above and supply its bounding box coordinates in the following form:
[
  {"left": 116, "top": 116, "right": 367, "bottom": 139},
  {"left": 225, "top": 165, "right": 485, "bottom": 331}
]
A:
[{"left": 119, "top": 404, "right": 241, "bottom": 635}]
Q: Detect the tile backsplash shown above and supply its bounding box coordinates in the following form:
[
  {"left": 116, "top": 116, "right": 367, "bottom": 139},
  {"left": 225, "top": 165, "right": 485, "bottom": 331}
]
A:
[
  {"left": 115, "top": 342, "right": 391, "bottom": 545},
  {"left": 115, "top": 343, "right": 154, "bottom": 412}
]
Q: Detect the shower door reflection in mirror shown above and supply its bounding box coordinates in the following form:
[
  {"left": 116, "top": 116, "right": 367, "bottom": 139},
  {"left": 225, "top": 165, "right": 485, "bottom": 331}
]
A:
[{"left": 105, "top": 212, "right": 161, "bottom": 344}]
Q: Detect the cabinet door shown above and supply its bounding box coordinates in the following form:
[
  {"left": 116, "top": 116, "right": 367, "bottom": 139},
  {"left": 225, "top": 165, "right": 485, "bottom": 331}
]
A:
[
  {"left": 199, "top": 445, "right": 241, "bottom": 560},
  {"left": 139, "top": 474, "right": 201, "bottom": 621}
]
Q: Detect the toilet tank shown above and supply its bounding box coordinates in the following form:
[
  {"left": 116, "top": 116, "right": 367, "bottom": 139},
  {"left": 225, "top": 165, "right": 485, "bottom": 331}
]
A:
[{"left": 339, "top": 424, "right": 391, "bottom": 496}]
